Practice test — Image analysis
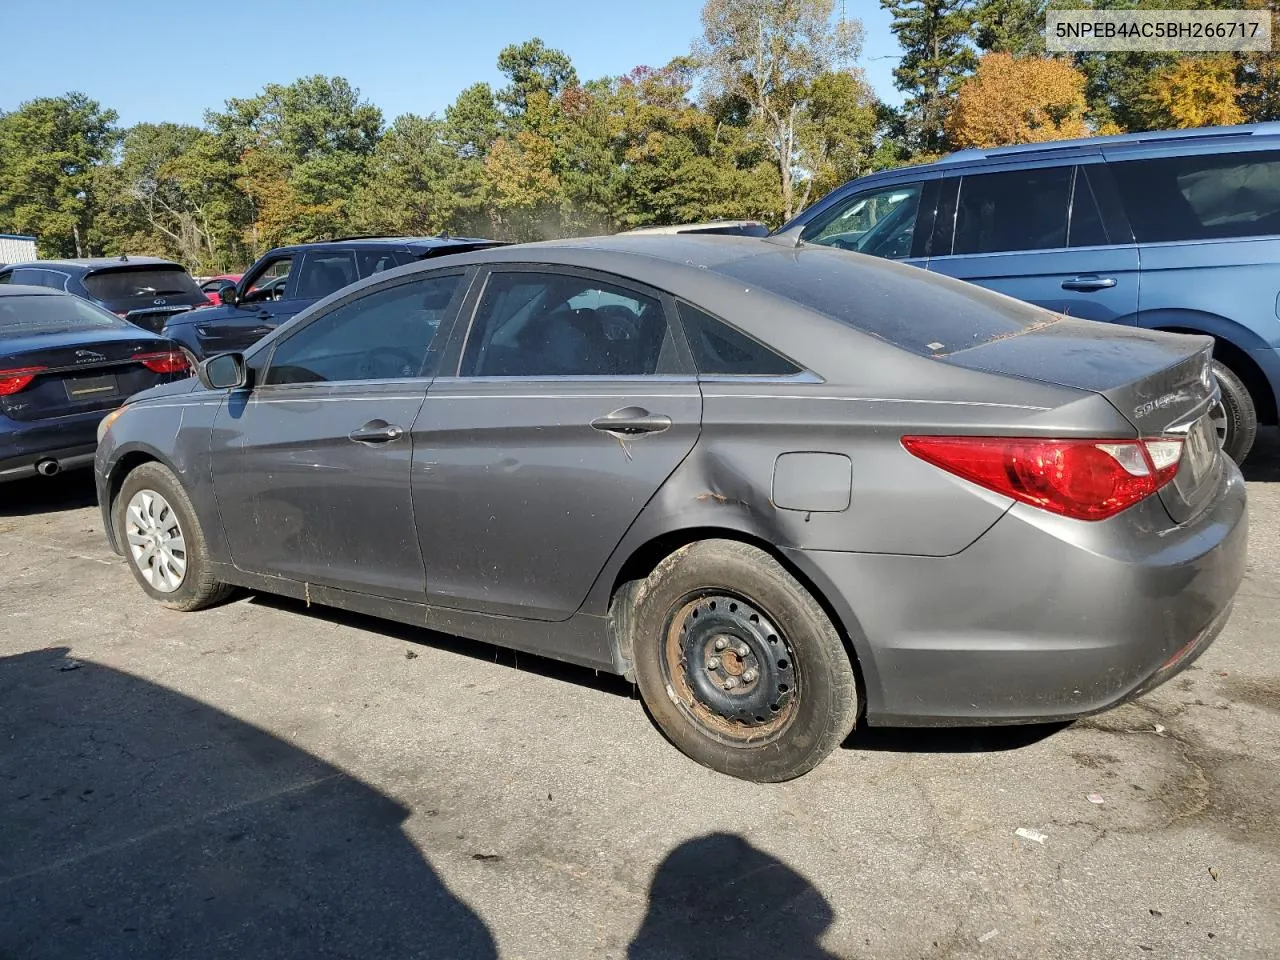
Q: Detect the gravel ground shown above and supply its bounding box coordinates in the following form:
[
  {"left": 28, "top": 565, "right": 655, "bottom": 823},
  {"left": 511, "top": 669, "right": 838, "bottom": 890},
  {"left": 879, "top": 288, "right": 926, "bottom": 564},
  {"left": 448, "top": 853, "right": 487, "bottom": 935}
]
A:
[{"left": 2, "top": 434, "right": 1277, "bottom": 960}]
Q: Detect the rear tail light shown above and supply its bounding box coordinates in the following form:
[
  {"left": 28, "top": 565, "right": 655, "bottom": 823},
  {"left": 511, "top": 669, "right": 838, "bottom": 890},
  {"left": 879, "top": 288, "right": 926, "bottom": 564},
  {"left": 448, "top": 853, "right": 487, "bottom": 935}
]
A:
[
  {"left": 0, "top": 366, "right": 47, "bottom": 396},
  {"left": 901, "top": 436, "right": 1184, "bottom": 521},
  {"left": 136, "top": 350, "right": 190, "bottom": 375}
]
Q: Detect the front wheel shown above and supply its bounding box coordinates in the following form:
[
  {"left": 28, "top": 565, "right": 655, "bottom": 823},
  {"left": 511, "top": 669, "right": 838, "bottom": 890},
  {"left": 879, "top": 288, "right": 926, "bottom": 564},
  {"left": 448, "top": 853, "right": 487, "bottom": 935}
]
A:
[
  {"left": 114, "top": 462, "right": 233, "bottom": 611},
  {"left": 627, "top": 539, "right": 858, "bottom": 782},
  {"left": 1211, "top": 360, "right": 1257, "bottom": 465}
]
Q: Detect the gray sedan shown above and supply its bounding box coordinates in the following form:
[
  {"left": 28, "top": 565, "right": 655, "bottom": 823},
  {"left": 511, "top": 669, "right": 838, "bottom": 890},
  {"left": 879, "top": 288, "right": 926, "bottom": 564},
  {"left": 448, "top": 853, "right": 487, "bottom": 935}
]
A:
[{"left": 94, "top": 235, "right": 1247, "bottom": 782}]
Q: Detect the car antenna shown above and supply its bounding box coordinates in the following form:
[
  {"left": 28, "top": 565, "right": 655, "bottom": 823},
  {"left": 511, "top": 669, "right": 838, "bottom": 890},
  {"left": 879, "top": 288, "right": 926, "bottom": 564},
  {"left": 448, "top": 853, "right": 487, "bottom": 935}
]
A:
[
  {"left": 119, "top": 253, "right": 129, "bottom": 262},
  {"left": 762, "top": 222, "right": 805, "bottom": 249}
]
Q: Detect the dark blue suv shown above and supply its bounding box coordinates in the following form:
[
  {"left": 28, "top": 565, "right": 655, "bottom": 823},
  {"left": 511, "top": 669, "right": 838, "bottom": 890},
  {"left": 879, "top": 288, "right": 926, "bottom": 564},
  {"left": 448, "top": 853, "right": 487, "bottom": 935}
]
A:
[
  {"left": 779, "top": 122, "right": 1280, "bottom": 463},
  {"left": 164, "top": 236, "right": 501, "bottom": 360}
]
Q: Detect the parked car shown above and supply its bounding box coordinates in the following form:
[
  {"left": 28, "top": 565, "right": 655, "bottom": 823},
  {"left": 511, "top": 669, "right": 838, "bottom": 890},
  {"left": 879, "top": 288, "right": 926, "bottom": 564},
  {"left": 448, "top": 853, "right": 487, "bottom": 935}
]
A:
[
  {"left": 1, "top": 286, "right": 190, "bottom": 482},
  {"left": 199, "top": 274, "right": 242, "bottom": 305},
  {"left": 164, "top": 236, "right": 502, "bottom": 360},
  {"left": 95, "top": 235, "right": 1245, "bottom": 781},
  {"left": 776, "top": 121, "right": 1280, "bottom": 464},
  {"left": 0, "top": 257, "right": 211, "bottom": 335}
]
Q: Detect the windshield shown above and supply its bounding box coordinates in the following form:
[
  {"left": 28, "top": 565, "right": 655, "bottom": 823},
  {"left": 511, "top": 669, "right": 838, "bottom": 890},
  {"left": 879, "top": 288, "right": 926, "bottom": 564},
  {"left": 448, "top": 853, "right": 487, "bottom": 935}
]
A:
[
  {"left": 712, "top": 248, "right": 1057, "bottom": 357},
  {"left": 0, "top": 294, "right": 123, "bottom": 335},
  {"left": 82, "top": 267, "right": 201, "bottom": 300}
]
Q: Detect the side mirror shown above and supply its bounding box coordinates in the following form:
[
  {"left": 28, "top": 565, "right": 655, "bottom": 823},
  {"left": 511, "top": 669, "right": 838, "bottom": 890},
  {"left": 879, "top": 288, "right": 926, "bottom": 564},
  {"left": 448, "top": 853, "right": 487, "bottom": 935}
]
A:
[
  {"left": 198, "top": 353, "right": 249, "bottom": 391},
  {"left": 215, "top": 280, "right": 238, "bottom": 305}
]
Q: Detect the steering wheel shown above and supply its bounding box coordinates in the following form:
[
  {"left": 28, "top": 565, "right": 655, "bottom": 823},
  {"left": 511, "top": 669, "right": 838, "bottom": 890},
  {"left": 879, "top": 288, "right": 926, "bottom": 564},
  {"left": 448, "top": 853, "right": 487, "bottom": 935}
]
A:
[
  {"left": 356, "top": 346, "right": 420, "bottom": 380},
  {"left": 597, "top": 305, "right": 640, "bottom": 342}
]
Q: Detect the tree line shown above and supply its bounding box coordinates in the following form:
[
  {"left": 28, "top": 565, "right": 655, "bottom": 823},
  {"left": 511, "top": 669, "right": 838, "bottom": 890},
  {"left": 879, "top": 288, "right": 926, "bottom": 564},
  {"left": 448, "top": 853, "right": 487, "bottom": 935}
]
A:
[{"left": 0, "top": 0, "right": 1275, "bottom": 271}]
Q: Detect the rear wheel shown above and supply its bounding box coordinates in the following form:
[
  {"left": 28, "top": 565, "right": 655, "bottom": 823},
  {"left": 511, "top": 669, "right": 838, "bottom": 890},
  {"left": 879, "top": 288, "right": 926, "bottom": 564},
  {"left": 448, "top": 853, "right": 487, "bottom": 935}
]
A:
[
  {"left": 114, "top": 462, "right": 232, "bottom": 611},
  {"left": 627, "top": 539, "right": 858, "bottom": 782},
  {"left": 1211, "top": 360, "right": 1256, "bottom": 465}
]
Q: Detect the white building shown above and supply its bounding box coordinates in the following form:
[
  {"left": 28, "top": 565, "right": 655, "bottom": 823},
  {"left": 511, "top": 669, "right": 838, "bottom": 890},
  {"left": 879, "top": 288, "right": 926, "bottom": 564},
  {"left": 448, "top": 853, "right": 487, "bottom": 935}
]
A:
[{"left": 0, "top": 234, "right": 37, "bottom": 264}]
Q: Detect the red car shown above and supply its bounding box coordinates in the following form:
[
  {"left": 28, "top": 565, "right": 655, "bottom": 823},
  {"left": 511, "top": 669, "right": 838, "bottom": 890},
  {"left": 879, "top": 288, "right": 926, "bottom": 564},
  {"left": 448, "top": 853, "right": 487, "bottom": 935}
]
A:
[{"left": 198, "top": 274, "right": 242, "bottom": 305}]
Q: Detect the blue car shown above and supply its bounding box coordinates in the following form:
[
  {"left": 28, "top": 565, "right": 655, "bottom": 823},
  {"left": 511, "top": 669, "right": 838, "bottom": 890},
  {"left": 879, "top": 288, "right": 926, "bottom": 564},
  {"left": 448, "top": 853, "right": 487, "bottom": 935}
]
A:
[
  {"left": 0, "top": 286, "right": 191, "bottom": 482},
  {"left": 777, "top": 122, "right": 1280, "bottom": 464}
]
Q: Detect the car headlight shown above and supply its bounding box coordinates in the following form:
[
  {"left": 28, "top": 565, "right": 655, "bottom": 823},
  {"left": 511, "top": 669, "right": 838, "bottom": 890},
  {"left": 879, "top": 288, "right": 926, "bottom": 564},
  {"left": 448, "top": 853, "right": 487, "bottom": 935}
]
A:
[{"left": 97, "top": 406, "right": 128, "bottom": 444}]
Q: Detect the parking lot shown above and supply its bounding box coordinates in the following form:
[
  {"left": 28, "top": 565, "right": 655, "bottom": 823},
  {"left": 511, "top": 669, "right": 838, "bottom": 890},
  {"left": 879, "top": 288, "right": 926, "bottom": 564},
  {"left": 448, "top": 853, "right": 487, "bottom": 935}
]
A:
[{"left": 0, "top": 435, "right": 1276, "bottom": 960}]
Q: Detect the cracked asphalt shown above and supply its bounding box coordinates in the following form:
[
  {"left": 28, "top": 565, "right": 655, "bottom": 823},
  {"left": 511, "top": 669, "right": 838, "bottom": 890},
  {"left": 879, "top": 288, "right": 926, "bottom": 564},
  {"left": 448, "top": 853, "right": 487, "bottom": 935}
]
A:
[{"left": 1, "top": 434, "right": 1277, "bottom": 960}]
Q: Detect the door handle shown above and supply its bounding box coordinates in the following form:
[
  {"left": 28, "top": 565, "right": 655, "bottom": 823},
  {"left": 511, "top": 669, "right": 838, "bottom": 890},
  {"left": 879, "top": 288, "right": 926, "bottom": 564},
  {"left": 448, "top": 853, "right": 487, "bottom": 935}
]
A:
[
  {"left": 1061, "top": 275, "right": 1117, "bottom": 292},
  {"left": 590, "top": 406, "right": 672, "bottom": 436},
  {"left": 348, "top": 420, "right": 404, "bottom": 444}
]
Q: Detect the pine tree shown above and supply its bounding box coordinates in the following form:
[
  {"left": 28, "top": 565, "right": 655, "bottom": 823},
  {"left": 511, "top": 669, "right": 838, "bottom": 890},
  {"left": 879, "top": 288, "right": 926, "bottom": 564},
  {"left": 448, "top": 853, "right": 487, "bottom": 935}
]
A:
[{"left": 881, "top": 0, "right": 978, "bottom": 154}]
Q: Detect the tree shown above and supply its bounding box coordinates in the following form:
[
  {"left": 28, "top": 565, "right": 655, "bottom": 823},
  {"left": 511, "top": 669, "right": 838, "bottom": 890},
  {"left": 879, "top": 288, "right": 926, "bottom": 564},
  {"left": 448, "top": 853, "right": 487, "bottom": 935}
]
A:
[
  {"left": 0, "top": 92, "right": 118, "bottom": 257},
  {"left": 1237, "top": 0, "right": 1280, "bottom": 122},
  {"left": 698, "top": 0, "right": 864, "bottom": 219},
  {"left": 973, "top": 0, "right": 1046, "bottom": 55},
  {"left": 882, "top": 0, "right": 977, "bottom": 154},
  {"left": 947, "top": 53, "right": 1090, "bottom": 148},
  {"left": 1142, "top": 55, "right": 1245, "bottom": 129},
  {"left": 495, "top": 39, "right": 578, "bottom": 117},
  {"left": 794, "top": 70, "right": 880, "bottom": 207}
]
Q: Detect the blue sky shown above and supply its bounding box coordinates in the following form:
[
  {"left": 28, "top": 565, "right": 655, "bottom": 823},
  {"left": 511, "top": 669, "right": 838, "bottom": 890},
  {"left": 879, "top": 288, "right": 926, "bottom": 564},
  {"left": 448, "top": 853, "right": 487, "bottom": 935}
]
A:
[{"left": 2, "top": 0, "right": 904, "bottom": 127}]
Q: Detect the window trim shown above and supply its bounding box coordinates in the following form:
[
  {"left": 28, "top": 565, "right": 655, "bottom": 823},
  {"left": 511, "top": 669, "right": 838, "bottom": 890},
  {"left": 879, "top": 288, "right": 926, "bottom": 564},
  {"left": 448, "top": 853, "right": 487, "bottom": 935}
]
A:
[
  {"left": 255, "top": 267, "right": 475, "bottom": 391},
  {"left": 447, "top": 264, "right": 696, "bottom": 380}
]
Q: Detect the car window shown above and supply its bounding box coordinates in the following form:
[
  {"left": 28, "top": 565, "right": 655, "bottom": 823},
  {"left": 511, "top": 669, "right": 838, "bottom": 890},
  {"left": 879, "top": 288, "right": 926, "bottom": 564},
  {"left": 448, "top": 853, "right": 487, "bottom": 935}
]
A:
[
  {"left": 677, "top": 302, "right": 801, "bottom": 376},
  {"left": 243, "top": 256, "right": 294, "bottom": 302},
  {"left": 10, "top": 268, "right": 50, "bottom": 287},
  {"left": 952, "top": 167, "right": 1072, "bottom": 255},
  {"left": 0, "top": 293, "right": 121, "bottom": 334},
  {"left": 294, "top": 251, "right": 358, "bottom": 300},
  {"left": 358, "top": 250, "right": 400, "bottom": 278},
  {"left": 1109, "top": 149, "right": 1280, "bottom": 242},
  {"left": 263, "top": 274, "right": 463, "bottom": 386},
  {"left": 1068, "top": 167, "right": 1109, "bottom": 248},
  {"left": 82, "top": 267, "right": 199, "bottom": 299},
  {"left": 461, "top": 271, "right": 680, "bottom": 378},
  {"left": 801, "top": 183, "right": 923, "bottom": 260}
]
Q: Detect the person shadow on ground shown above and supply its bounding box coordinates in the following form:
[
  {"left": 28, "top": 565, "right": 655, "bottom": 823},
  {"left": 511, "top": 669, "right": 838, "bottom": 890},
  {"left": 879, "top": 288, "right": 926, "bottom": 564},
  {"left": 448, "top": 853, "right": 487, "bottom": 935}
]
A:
[
  {"left": 0, "top": 647, "right": 496, "bottom": 960},
  {"left": 628, "top": 832, "right": 842, "bottom": 960}
]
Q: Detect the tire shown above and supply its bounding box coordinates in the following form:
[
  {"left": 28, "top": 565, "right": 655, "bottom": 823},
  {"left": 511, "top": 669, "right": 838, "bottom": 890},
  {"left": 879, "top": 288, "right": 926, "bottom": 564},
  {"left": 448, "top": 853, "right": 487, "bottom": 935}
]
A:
[
  {"left": 113, "top": 461, "right": 233, "bottom": 612},
  {"left": 627, "top": 539, "right": 858, "bottom": 782},
  {"left": 1212, "top": 360, "right": 1257, "bottom": 465}
]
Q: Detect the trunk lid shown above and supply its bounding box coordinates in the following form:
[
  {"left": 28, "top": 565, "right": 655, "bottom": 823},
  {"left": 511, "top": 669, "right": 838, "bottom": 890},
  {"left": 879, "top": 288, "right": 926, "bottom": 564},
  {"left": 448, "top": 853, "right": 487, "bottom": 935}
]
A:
[
  {"left": 0, "top": 328, "right": 185, "bottom": 423},
  {"left": 941, "top": 318, "right": 1222, "bottom": 523}
]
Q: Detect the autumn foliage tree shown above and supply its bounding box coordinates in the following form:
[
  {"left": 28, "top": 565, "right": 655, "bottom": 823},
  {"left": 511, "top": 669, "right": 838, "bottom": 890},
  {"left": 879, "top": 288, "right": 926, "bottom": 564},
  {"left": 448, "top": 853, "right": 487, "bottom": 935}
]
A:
[
  {"left": 947, "top": 53, "right": 1090, "bottom": 149},
  {"left": 1142, "top": 56, "right": 1246, "bottom": 130}
]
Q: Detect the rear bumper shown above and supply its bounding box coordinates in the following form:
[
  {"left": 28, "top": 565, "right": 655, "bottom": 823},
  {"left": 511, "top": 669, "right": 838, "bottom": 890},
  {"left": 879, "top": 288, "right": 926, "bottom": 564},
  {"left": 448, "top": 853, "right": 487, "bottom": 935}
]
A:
[
  {"left": 0, "top": 411, "right": 106, "bottom": 482},
  {"left": 785, "top": 462, "right": 1248, "bottom": 726}
]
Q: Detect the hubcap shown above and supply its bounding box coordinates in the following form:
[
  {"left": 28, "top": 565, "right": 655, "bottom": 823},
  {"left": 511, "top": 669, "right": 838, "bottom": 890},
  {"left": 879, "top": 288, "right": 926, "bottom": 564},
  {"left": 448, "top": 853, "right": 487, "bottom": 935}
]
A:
[
  {"left": 125, "top": 489, "right": 187, "bottom": 593},
  {"left": 663, "top": 594, "right": 798, "bottom": 742},
  {"left": 1209, "top": 399, "right": 1229, "bottom": 449}
]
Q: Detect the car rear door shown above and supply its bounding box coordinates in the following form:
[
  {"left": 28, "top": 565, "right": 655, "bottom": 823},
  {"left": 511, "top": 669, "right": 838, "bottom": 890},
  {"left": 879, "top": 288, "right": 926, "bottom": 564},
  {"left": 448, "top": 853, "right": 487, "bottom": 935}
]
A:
[
  {"left": 208, "top": 270, "right": 471, "bottom": 600},
  {"left": 413, "top": 266, "right": 702, "bottom": 622},
  {"left": 926, "top": 160, "right": 1141, "bottom": 325}
]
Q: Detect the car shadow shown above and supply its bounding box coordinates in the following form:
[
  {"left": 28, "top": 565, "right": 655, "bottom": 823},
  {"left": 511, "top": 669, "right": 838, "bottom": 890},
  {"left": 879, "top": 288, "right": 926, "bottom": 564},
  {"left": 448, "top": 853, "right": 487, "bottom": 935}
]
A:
[
  {"left": 0, "top": 646, "right": 497, "bottom": 960},
  {"left": 843, "top": 721, "right": 1069, "bottom": 754},
  {"left": 628, "top": 832, "right": 842, "bottom": 959},
  {"left": 1242, "top": 426, "right": 1280, "bottom": 483},
  {"left": 0, "top": 472, "right": 98, "bottom": 517},
  {"left": 246, "top": 593, "right": 637, "bottom": 700}
]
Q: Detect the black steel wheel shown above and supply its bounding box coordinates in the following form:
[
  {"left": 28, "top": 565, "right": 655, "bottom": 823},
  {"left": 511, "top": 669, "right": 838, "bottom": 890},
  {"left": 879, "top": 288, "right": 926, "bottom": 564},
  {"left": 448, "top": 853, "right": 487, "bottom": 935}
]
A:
[{"left": 627, "top": 539, "right": 858, "bottom": 782}]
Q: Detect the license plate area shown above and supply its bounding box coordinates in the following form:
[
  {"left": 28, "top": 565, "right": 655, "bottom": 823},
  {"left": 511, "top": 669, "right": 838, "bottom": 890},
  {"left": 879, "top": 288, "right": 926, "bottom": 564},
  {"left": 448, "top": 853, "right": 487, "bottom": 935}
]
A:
[
  {"left": 1182, "top": 413, "right": 1217, "bottom": 486},
  {"left": 64, "top": 374, "right": 119, "bottom": 401}
]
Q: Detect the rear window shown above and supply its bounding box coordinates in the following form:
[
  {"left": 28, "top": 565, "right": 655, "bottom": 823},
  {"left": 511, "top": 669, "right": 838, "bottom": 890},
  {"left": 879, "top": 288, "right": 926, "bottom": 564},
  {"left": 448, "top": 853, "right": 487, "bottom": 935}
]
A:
[
  {"left": 0, "top": 294, "right": 122, "bottom": 335},
  {"left": 712, "top": 249, "right": 1056, "bottom": 357},
  {"left": 1110, "top": 150, "right": 1280, "bottom": 242},
  {"left": 83, "top": 267, "right": 201, "bottom": 300}
]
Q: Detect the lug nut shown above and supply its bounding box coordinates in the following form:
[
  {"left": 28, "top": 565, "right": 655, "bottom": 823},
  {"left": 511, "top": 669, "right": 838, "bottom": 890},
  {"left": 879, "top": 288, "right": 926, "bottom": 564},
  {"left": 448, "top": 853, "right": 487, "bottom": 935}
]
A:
[
  {"left": 706, "top": 657, "right": 720, "bottom": 670},
  {"left": 713, "top": 638, "right": 727, "bottom": 651},
  {"left": 736, "top": 645, "right": 749, "bottom": 658},
  {"left": 742, "top": 669, "right": 757, "bottom": 684},
  {"left": 723, "top": 677, "right": 738, "bottom": 690}
]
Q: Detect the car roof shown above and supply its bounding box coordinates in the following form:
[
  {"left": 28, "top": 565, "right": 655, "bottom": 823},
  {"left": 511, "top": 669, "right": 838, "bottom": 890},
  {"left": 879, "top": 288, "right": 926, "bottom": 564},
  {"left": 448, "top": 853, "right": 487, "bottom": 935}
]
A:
[
  {"left": 0, "top": 284, "right": 63, "bottom": 297},
  {"left": 264, "top": 236, "right": 500, "bottom": 255},
  {"left": 2, "top": 256, "right": 183, "bottom": 272}
]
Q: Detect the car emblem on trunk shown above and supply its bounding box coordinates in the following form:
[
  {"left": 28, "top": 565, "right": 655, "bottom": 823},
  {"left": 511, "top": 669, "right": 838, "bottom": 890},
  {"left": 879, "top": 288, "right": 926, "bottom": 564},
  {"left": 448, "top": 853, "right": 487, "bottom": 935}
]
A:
[
  {"left": 153, "top": 298, "right": 167, "bottom": 305},
  {"left": 75, "top": 349, "right": 106, "bottom": 363}
]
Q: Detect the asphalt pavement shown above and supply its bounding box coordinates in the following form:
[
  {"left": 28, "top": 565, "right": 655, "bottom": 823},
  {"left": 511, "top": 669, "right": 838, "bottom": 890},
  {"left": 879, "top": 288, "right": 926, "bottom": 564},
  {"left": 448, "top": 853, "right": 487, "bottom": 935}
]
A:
[{"left": 1, "top": 434, "right": 1277, "bottom": 960}]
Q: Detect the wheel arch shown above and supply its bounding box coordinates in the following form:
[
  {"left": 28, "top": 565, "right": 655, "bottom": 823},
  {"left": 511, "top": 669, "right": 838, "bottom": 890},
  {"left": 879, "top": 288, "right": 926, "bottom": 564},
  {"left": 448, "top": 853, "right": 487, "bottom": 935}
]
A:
[{"left": 102, "top": 443, "right": 182, "bottom": 552}]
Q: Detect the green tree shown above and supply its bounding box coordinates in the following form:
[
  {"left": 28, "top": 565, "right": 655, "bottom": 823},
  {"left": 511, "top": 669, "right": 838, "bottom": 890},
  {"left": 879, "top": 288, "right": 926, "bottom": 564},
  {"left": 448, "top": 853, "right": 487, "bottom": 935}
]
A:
[
  {"left": 881, "top": 0, "right": 977, "bottom": 154},
  {"left": 495, "top": 39, "right": 579, "bottom": 117},
  {"left": 0, "top": 92, "right": 118, "bottom": 257},
  {"left": 794, "top": 70, "right": 880, "bottom": 207},
  {"left": 698, "top": 0, "right": 865, "bottom": 219},
  {"left": 973, "top": 0, "right": 1046, "bottom": 54}
]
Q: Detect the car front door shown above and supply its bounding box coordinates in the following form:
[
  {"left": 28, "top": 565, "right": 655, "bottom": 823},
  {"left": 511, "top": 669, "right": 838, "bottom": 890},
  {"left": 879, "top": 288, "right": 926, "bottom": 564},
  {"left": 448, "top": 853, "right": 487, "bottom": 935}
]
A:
[
  {"left": 208, "top": 270, "right": 471, "bottom": 600},
  {"left": 414, "top": 267, "right": 702, "bottom": 622},
  {"left": 797, "top": 178, "right": 938, "bottom": 268},
  {"left": 926, "top": 163, "right": 1141, "bottom": 325},
  {"left": 196, "top": 253, "right": 299, "bottom": 355}
]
